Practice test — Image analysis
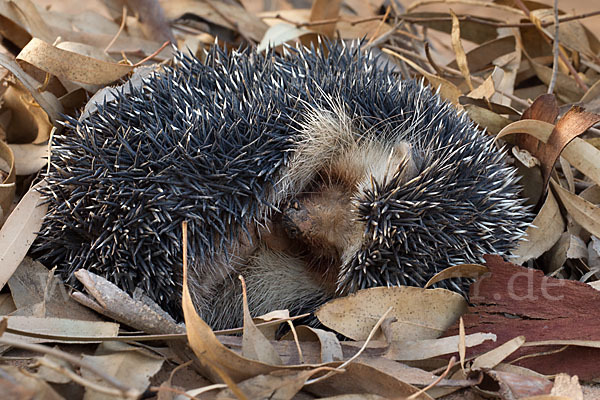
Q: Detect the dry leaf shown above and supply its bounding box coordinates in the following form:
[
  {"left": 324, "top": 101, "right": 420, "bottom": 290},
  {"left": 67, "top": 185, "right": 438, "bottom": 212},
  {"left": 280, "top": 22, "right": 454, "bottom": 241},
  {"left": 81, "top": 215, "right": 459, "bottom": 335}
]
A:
[
  {"left": 304, "top": 362, "right": 433, "bottom": 399},
  {"left": 471, "top": 336, "right": 526, "bottom": 371},
  {"left": 386, "top": 332, "right": 496, "bottom": 361},
  {"left": 281, "top": 326, "right": 343, "bottom": 363},
  {"left": 0, "top": 180, "right": 47, "bottom": 292},
  {"left": 81, "top": 342, "right": 163, "bottom": 399},
  {"left": 551, "top": 180, "right": 600, "bottom": 239},
  {"left": 17, "top": 38, "right": 133, "bottom": 85},
  {"left": 240, "top": 276, "right": 283, "bottom": 365},
  {"left": 450, "top": 9, "right": 473, "bottom": 91},
  {"left": 315, "top": 286, "right": 467, "bottom": 342},
  {"left": 2, "top": 315, "right": 119, "bottom": 344},
  {"left": 0, "top": 139, "right": 15, "bottom": 219},
  {"left": 485, "top": 369, "right": 553, "bottom": 399},
  {"left": 216, "top": 368, "right": 329, "bottom": 400},
  {"left": 425, "top": 263, "right": 488, "bottom": 288},
  {"left": 512, "top": 189, "right": 564, "bottom": 264},
  {"left": 309, "top": 0, "right": 342, "bottom": 38},
  {"left": 257, "top": 23, "right": 313, "bottom": 52},
  {"left": 383, "top": 48, "right": 462, "bottom": 105},
  {"left": 7, "top": 143, "right": 48, "bottom": 176}
]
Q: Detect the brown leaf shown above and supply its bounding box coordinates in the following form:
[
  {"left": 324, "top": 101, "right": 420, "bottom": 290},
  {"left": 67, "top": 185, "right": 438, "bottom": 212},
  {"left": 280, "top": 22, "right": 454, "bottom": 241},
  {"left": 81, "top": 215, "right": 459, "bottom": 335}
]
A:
[
  {"left": 447, "top": 35, "right": 516, "bottom": 73},
  {"left": 539, "top": 107, "right": 600, "bottom": 188},
  {"left": 305, "top": 362, "right": 433, "bottom": 399},
  {"left": 216, "top": 368, "right": 330, "bottom": 400},
  {"left": 309, "top": 0, "right": 342, "bottom": 38},
  {"left": 425, "top": 264, "right": 489, "bottom": 288},
  {"left": 17, "top": 38, "right": 133, "bottom": 85},
  {"left": 517, "top": 93, "right": 558, "bottom": 156},
  {"left": 281, "top": 326, "right": 343, "bottom": 364},
  {"left": 450, "top": 10, "right": 473, "bottom": 91},
  {"left": 0, "top": 139, "right": 15, "bottom": 220},
  {"left": 486, "top": 370, "right": 553, "bottom": 399},
  {"left": 0, "top": 180, "right": 47, "bottom": 292},
  {"left": 316, "top": 286, "right": 467, "bottom": 342},
  {"left": 511, "top": 189, "right": 564, "bottom": 264},
  {"left": 240, "top": 276, "right": 283, "bottom": 365}
]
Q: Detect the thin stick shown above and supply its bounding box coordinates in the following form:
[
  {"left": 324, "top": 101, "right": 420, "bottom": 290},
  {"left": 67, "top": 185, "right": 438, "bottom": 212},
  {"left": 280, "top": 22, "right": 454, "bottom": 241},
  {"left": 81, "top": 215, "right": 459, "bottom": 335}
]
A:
[
  {"left": 104, "top": 5, "right": 128, "bottom": 54},
  {"left": 366, "top": 5, "right": 391, "bottom": 47},
  {"left": 133, "top": 40, "right": 170, "bottom": 66},
  {"left": 286, "top": 320, "right": 304, "bottom": 364},
  {"left": 547, "top": 0, "right": 559, "bottom": 94},
  {"left": 512, "top": 0, "right": 588, "bottom": 91},
  {"left": 406, "top": 356, "right": 456, "bottom": 400}
]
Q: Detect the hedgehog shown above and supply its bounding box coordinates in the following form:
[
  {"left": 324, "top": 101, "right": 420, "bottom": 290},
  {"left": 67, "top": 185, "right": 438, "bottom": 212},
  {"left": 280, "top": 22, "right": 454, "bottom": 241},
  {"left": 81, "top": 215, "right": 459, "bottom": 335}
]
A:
[{"left": 31, "top": 42, "right": 530, "bottom": 329}]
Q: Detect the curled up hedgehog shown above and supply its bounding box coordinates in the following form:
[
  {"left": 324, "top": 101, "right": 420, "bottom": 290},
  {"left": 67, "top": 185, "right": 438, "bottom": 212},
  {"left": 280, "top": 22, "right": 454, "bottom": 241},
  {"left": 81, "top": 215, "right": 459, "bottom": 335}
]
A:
[{"left": 32, "top": 43, "right": 531, "bottom": 329}]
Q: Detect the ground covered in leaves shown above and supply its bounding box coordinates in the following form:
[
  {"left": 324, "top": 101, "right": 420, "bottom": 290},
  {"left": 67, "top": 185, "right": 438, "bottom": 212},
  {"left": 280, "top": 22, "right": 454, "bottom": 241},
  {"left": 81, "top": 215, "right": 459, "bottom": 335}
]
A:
[{"left": 0, "top": 0, "right": 600, "bottom": 399}]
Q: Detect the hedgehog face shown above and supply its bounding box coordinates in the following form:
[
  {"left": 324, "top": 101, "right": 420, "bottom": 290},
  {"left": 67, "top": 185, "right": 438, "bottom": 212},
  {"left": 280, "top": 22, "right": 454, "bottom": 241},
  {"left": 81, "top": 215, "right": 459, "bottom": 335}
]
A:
[{"left": 266, "top": 106, "right": 421, "bottom": 297}]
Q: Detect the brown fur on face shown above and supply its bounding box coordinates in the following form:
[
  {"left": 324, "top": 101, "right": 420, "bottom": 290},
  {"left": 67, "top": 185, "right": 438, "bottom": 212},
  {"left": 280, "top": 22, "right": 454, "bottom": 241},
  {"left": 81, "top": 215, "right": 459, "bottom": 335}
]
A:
[{"left": 283, "top": 182, "right": 356, "bottom": 260}]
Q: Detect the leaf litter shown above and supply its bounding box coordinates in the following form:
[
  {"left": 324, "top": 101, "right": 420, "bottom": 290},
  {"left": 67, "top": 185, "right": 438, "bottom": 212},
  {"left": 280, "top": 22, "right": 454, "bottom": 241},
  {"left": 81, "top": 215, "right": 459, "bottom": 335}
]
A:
[{"left": 0, "top": 0, "right": 599, "bottom": 399}]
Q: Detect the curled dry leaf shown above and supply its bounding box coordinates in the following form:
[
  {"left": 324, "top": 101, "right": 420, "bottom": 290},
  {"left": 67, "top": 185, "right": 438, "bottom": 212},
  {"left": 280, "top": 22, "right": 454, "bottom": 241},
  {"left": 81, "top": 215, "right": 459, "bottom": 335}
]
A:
[
  {"left": 315, "top": 286, "right": 467, "bottom": 342},
  {"left": 0, "top": 53, "right": 63, "bottom": 124},
  {"left": 512, "top": 189, "right": 564, "bottom": 264},
  {"left": 17, "top": 38, "right": 133, "bottom": 85},
  {"left": 484, "top": 369, "right": 553, "bottom": 399},
  {"left": 2, "top": 83, "right": 53, "bottom": 143},
  {"left": 424, "top": 263, "right": 488, "bottom": 288},
  {"left": 0, "top": 180, "right": 47, "bottom": 292},
  {"left": 0, "top": 139, "right": 15, "bottom": 219},
  {"left": 498, "top": 109, "right": 600, "bottom": 192}
]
